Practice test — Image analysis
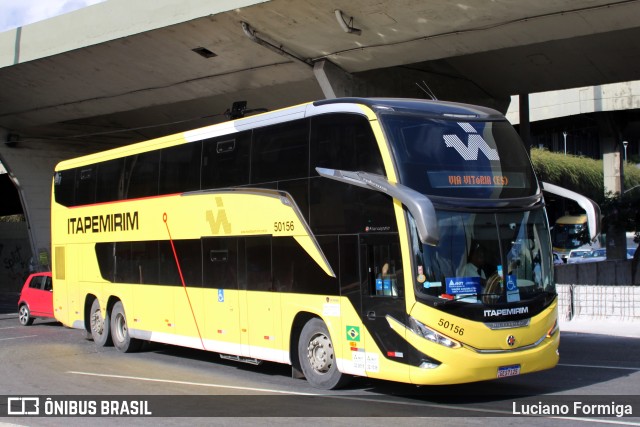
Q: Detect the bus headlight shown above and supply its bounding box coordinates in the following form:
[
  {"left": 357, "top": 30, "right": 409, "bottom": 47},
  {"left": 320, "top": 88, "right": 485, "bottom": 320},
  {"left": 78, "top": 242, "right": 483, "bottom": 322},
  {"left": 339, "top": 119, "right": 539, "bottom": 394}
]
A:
[
  {"left": 409, "top": 317, "right": 461, "bottom": 349},
  {"left": 547, "top": 319, "right": 559, "bottom": 338}
]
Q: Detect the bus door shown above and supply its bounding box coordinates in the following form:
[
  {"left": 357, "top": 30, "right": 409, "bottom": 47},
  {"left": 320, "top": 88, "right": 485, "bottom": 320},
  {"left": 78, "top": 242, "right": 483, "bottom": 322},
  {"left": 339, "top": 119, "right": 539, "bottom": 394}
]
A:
[
  {"left": 243, "top": 236, "right": 283, "bottom": 362},
  {"left": 202, "top": 237, "right": 242, "bottom": 354},
  {"left": 359, "top": 234, "right": 408, "bottom": 374}
]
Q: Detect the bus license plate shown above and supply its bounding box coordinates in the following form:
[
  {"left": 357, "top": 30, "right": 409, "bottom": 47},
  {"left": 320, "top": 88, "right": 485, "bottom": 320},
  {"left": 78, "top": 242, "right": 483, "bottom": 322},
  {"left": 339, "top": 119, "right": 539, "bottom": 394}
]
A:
[{"left": 497, "top": 364, "right": 521, "bottom": 378}]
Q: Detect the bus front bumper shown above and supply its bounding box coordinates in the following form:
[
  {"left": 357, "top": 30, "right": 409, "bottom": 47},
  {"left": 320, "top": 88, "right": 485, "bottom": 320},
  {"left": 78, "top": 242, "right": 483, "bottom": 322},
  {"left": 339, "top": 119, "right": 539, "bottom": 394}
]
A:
[{"left": 408, "top": 330, "right": 560, "bottom": 385}]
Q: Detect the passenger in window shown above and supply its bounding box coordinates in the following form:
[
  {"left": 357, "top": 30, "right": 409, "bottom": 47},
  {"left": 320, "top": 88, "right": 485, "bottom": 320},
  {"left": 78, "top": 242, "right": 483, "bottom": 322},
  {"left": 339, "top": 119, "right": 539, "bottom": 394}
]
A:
[{"left": 459, "top": 243, "right": 487, "bottom": 280}]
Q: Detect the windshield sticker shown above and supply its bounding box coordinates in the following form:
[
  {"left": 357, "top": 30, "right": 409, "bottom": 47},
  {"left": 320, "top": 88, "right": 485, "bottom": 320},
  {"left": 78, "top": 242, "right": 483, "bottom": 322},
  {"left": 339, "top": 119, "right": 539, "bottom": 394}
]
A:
[
  {"left": 416, "top": 265, "right": 427, "bottom": 283},
  {"left": 376, "top": 278, "right": 392, "bottom": 293},
  {"left": 506, "top": 275, "right": 520, "bottom": 302},
  {"left": 423, "top": 281, "right": 442, "bottom": 289},
  {"left": 445, "top": 277, "right": 481, "bottom": 295}
]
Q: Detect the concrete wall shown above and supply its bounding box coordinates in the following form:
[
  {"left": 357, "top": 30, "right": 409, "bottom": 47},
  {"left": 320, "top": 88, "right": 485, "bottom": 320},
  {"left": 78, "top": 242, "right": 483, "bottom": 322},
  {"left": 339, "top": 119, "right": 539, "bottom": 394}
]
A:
[
  {"left": 0, "top": 0, "right": 266, "bottom": 67},
  {"left": 0, "top": 222, "right": 32, "bottom": 294},
  {"left": 507, "top": 80, "right": 640, "bottom": 125},
  {"left": 557, "top": 284, "right": 640, "bottom": 321},
  {"left": 0, "top": 131, "right": 95, "bottom": 271}
]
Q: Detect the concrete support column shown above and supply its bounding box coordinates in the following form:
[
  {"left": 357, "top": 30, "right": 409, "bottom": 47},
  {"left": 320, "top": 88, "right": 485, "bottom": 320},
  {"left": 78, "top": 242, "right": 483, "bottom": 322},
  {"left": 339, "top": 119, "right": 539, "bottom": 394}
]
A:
[
  {"left": 0, "top": 134, "right": 76, "bottom": 272},
  {"left": 519, "top": 93, "right": 531, "bottom": 153},
  {"left": 598, "top": 113, "right": 627, "bottom": 260},
  {"left": 313, "top": 60, "right": 354, "bottom": 99},
  {"left": 602, "top": 137, "right": 622, "bottom": 195}
]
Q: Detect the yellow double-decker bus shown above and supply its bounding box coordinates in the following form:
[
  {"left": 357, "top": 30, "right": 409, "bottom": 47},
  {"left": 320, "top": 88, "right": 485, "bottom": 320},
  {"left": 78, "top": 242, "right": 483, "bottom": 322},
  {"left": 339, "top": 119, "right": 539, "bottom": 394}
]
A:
[{"left": 51, "top": 98, "right": 599, "bottom": 389}]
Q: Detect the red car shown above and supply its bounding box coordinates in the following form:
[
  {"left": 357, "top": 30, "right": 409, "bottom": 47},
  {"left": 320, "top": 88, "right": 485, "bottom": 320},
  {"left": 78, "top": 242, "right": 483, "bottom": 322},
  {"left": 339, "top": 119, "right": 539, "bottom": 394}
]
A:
[{"left": 18, "top": 272, "right": 54, "bottom": 326}]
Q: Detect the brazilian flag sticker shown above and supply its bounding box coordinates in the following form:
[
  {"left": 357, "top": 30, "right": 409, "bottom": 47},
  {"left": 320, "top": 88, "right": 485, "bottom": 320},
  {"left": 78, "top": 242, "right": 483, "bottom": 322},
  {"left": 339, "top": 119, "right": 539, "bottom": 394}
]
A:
[{"left": 346, "top": 325, "right": 360, "bottom": 342}]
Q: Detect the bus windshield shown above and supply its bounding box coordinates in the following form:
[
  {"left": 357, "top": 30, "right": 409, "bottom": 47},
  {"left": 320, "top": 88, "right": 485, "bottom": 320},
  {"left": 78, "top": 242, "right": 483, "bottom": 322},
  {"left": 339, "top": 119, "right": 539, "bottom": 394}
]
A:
[
  {"left": 551, "top": 221, "right": 589, "bottom": 251},
  {"left": 380, "top": 114, "right": 537, "bottom": 199},
  {"left": 409, "top": 208, "right": 554, "bottom": 305}
]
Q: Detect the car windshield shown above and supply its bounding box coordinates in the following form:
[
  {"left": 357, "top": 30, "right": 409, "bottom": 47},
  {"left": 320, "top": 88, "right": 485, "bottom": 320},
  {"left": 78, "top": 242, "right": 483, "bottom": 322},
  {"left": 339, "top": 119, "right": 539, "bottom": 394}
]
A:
[
  {"left": 408, "top": 207, "right": 553, "bottom": 305},
  {"left": 571, "top": 250, "right": 589, "bottom": 258},
  {"left": 585, "top": 249, "right": 606, "bottom": 258}
]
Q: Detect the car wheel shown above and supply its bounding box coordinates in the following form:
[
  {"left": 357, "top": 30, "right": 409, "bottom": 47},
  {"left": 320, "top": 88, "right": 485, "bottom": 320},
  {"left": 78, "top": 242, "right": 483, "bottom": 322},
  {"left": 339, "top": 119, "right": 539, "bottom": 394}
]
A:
[
  {"left": 110, "top": 301, "right": 142, "bottom": 353},
  {"left": 18, "top": 304, "right": 34, "bottom": 326},
  {"left": 90, "top": 299, "right": 112, "bottom": 347},
  {"left": 298, "top": 318, "right": 350, "bottom": 390}
]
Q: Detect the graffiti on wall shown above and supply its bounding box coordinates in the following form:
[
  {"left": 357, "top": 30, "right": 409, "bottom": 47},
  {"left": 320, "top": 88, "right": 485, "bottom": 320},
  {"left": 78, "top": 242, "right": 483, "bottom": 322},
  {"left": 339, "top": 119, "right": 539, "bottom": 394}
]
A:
[{"left": 0, "top": 243, "right": 30, "bottom": 291}]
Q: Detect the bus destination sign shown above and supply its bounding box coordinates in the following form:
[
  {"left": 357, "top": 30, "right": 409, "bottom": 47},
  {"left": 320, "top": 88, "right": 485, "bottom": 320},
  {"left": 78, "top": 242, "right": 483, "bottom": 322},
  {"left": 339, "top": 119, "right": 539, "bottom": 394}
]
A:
[{"left": 427, "top": 171, "right": 526, "bottom": 189}]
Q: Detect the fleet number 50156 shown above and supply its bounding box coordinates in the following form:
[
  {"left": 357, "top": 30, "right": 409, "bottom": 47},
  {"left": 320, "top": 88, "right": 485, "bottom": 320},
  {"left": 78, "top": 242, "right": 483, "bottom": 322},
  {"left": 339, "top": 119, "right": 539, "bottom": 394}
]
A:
[
  {"left": 438, "top": 318, "right": 464, "bottom": 335},
  {"left": 274, "top": 221, "right": 295, "bottom": 232}
]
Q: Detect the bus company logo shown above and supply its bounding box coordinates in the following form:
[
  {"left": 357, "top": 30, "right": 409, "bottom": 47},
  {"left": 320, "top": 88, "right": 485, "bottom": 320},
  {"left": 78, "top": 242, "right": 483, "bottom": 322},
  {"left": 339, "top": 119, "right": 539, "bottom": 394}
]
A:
[
  {"left": 7, "top": 397, "right": 40, "bottom": 415},
  {"left": 483, "top": 306, "right": 529, "bottom": 317},
  {"left": 443, "top": 122, "right": 500, "bottom": 161},
  {"left": 68, "top": 211, "right": 138, "bottom": 234},
  {"left": 365, "top": 226, "right": 391, "bottom": 232},
  {"left": 206, "top": 197, "right": 232, "bottom": 235}
]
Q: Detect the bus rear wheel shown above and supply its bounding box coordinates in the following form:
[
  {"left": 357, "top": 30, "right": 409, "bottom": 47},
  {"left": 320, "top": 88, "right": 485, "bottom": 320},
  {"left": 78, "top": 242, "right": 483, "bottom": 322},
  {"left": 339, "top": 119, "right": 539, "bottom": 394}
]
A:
[
  {"left": 298, "top": 318, "right": 349, "bottom": 390},
  {"left": 90, "top": 299, "right": 112, "bottom": 346},
  {"left": 110, "top": 301, "right": 142, "bottom": 353}
]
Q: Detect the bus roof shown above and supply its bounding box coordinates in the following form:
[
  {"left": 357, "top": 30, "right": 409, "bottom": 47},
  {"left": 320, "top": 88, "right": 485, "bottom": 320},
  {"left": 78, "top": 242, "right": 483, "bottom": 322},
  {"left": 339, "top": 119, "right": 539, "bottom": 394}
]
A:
[
  {"left": 555, "top": 214, "right": 587, "bottom": 225},
  {"left": 314, "top": 97, "right": 504, "bottom": 119},
  {"left": 55, "top": 97, "right": 506, "bottom": 171}
]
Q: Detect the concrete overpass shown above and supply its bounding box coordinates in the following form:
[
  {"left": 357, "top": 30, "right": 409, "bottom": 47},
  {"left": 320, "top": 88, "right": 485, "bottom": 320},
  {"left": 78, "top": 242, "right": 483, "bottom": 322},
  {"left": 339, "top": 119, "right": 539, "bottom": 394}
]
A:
[{"left": 1, "top": 0, "right": 640, "bottom": 277}]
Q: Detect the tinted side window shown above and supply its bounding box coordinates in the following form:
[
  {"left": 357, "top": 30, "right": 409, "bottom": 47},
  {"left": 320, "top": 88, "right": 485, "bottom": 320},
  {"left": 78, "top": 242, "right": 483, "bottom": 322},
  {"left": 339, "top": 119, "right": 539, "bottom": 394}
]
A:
[
  {"left": 43, "top": 276, "right": 52, "bottom": 291},
  {"left": 311, "top": 114, "right": 385, "bottom": 175},
  {"left": 75, "top": 165, "right": 96, "bottom": 205},
  {"left": 339, "top": 235, "right": 360, "bottom": 311},
  {"left": 124, "top": 151, "right": 159, "bottom": 199},
  {"left": 114, "top": 242, "right": 134, "bottom": 283},
  {"left": 158, "top": 240, "right": 180, "bottom": 286},
  {"left": 28, "top": 276, "right": 42, "bottom": 289},
  {"left": 203, "top": 238, "right": 238, "bottom": 289},
  {"left": 173, "top": 240, "right": 202, "bottom": 286},
  {"left": 202, "top": 131, "right": 251, "bottom": 189},
  {"left": 96, "top": 159, "right": 125, "bottom": 203},
  {"left": 159, "top": 143, "right": 201, "bottom": 195},
  {"left": 278, "top": 179, "right": 309, "bottom": 224},
  {"left": 252, "top": 119, "right": 309, "bottom": 183},
  {"left": 54, "top": 169, "right": 76, "bottom": 207},
  {"left": 245, "top": 236, "right": 272, "bottom": 291},
  {"left": 310, "top": 177, "right": 396, "bottom": 235},
  {"left": 96, "top": 243, "right": 115, "bottom": 282},
  {"left": 272, "top": 236, "right": 339, "bottom": 295}
]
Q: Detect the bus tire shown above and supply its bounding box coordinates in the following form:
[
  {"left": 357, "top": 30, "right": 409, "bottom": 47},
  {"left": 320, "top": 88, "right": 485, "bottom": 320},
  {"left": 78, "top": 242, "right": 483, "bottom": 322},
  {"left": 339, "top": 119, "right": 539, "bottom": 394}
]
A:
[
  {"left": 110, "top": 301, "right": 142, "bottom": 353},
  {"left": 18, "top": 304, "right": 34, "bottom": 326},
  {"left": 89, "top": 298, "right": 112, "bottom": 347},
  {"left": 298, "top": 318, "right": 349, "bottom": 390}
]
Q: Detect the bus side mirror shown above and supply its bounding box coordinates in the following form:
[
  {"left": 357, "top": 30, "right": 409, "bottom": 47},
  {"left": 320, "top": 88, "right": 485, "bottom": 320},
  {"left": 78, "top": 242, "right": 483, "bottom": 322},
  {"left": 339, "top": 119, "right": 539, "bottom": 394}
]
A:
[
  {"left": 316, "top": 167, "right": 440, "bottom": 246},
  {"left": 541, "top": 182, "right": 601, "bottom": 242}
]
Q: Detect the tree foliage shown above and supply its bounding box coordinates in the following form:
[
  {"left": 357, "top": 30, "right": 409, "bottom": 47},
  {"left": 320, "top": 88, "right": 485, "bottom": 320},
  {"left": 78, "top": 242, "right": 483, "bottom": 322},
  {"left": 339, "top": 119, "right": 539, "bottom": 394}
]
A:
[{"left": 530, "top": 148, "right": 640, "bottom": 204}]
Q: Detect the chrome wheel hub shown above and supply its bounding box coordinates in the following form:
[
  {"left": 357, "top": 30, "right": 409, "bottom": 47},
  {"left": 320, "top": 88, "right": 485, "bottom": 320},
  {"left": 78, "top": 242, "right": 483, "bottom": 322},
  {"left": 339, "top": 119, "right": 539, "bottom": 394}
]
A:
[{"left": 306, "top": 332, "right": 334, "bottom": 374}]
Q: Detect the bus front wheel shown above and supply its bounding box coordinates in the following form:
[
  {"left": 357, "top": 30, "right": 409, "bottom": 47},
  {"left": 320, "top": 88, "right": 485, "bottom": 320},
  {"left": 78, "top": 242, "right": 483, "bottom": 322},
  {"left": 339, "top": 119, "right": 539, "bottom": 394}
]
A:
[
  {"left": 298, "top": 318, "right": 349, "bottom": 390},
  {"left": 89, "top": 299, "right": 112, "bottom": 347},
  {"left": 110, "top": 301, "right": 142, "bottom": 353}
]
